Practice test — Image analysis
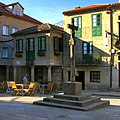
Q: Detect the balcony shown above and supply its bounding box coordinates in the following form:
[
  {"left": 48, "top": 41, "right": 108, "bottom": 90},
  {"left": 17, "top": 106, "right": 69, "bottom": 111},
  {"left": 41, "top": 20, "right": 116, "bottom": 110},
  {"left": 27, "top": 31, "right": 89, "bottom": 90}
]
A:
[{"left": 75, "top": 53, "right": 101, "bottom": 66}]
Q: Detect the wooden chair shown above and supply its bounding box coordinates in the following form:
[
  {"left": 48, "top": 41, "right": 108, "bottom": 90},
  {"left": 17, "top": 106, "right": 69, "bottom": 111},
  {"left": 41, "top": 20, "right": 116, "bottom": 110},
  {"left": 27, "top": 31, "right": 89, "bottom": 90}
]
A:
[
  {"left": 23, "top": 82, "right": 37, "bottom": 96},
  {"left": 0, "top": 82, "right": 3, "bottom": 92},
  {"left": 35, "top": 82, "right": 43, "bottom": 94},
  {"left": 11, "top": 82, "right": 22, "bottom": 95},
  {"left": 44, "top": 81, "right": 54, "bottom": 94},
  {"left": 6, "top": 81, "right": 13, "bottom": 93},
  {"left": 0, "top": 81, "right": 9, "bottom": 93}
]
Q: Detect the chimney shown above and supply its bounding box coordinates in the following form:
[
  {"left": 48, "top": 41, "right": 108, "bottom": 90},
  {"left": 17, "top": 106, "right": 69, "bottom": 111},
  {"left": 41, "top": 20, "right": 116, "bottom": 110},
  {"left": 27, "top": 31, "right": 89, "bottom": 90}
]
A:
[{"left": 75, "top": 6, "right": 81, "bottom": 9}]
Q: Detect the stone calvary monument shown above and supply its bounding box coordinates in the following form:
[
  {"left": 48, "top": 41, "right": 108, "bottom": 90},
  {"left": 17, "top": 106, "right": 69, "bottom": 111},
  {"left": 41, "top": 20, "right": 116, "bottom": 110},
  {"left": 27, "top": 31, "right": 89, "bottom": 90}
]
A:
[{"left": 64, "top": 18, "right": 82, "bottom": 95}]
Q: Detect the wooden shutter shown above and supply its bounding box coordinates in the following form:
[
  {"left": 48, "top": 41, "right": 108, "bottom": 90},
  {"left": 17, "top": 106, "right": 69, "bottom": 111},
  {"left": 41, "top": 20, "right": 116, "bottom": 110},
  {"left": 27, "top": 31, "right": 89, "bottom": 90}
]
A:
[{"left": 59, "top": 37, "right": 63, "bottom": 52}]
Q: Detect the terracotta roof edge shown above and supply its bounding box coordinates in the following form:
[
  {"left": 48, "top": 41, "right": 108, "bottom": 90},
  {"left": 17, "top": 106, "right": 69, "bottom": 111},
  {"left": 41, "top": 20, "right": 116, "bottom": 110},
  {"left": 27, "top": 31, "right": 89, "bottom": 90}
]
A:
[{"left": 63, "top": 4, "right": 108, "bottom": 15}]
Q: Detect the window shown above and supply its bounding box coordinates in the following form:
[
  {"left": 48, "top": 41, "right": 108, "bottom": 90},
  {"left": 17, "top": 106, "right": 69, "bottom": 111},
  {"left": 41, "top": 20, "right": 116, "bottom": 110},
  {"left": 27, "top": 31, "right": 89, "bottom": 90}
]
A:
[
  {"left": 54, "top": 36, "right": 63, "bottom": 52},
  {"left": 83, "top": 42, "right": 93, "bottom": 55},
  {"left": 2, "top": 25, "right": 9, "bottom": 35},
  {"left": 15, "top": 10, "right": 21, "bottom": 15},
  {"left": 73, "top": 16, "right": 82, "bottom": 38},
  {"left": 16, "top": 39, "right": 23, "bottom": 53},
  {"left": 90, "top": 71, "right": 100, "bottom": 82},
  {"left": 82, "top": 42, "right": 93, "bottom": 64},
  {"left": 12, "top": 27, "right": 18, "bottom": 33},
  {"left": 38, "top": 36, "right": 46, "bottom": 51},
  {"left": 2, "top": 47, "right": 9, "bottom": 58},
  {"left": 54, "top": 37, "right": 59, "bottom": 51},
  {"left": 92, "top": 13, "right": 102, "bottom": 36}
]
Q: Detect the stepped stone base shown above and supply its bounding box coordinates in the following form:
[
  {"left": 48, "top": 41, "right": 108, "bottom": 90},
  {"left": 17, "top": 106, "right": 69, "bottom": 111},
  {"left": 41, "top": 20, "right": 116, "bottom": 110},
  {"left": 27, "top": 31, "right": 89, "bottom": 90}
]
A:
[
  {"left": 33, "top": 93, "right": 110, "bottom": 111},
  {"left": 64, "top": 82, "right": 82, "bottom": 95}
]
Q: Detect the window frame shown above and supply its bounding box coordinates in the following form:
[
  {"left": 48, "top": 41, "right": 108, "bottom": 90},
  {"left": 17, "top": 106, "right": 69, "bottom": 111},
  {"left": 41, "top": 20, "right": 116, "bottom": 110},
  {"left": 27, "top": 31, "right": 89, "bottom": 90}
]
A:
[
  {"left": 38, "top": 36, "right": 46, "bottom": 51},
  {"left": 54, "top": 36, "right": 59, "bottom": 51},
  {"left": 15, "top": 10, "right": 21, "bottom": 15},
  {"left": 12, "top": 27, "right": 18, "bottom": 33},
  {"left": 73, "top": 16, "right": 82, "bottom": 38},
  {"left": 2, "top": 25, "right": 9, "bottom": 36},
  {"left": 83, "top": 41, "right": 93, "bottom": 55},
  {"left": 92, "top": 13, "right": 102, "bottom": 36},
  {"left": 16, "top": 39, "right": 23, "bottom": 53},
  {"left": 1, "top": 47, "right": 9, "bottom": 59},
  {"left": 90, "top": 71, "right": 100, "bottom": 83}
]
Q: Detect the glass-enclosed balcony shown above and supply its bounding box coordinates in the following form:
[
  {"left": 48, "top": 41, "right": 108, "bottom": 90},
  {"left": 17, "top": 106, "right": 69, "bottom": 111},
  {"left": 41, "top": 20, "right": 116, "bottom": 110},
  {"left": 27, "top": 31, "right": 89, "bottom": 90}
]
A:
[{"left": 75, "top": 52, "right": 101, "bottom": 65}]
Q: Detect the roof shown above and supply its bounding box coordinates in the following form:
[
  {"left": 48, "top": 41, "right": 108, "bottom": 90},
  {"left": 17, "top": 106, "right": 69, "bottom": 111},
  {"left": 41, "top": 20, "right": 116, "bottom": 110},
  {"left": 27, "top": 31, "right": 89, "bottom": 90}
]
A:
[
  {"left": 0, "top": 2, "right": 42, "bottom": 24},
  {"left": 5, "top": 2, "right": 24, "bottom": 10},
  {"left": 63, "top": 3, "right": 120, "bottom": 15},
  {"left": 11, "top": 23, "right": 64, "bottom": 37}
]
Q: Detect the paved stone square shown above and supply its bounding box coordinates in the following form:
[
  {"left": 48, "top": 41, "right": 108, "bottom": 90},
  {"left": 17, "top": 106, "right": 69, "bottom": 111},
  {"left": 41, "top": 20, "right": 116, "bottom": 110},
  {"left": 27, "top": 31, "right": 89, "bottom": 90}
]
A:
[{"left": 0, "top": 91, "right": 120, "bottom": 120}]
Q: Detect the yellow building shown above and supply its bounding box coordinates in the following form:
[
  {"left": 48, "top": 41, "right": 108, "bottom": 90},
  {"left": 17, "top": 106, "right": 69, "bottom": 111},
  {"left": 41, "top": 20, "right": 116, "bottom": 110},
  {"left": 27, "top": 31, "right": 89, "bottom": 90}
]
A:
[{"left": 63, "top": 3, "right": 120, "bottom": 90}]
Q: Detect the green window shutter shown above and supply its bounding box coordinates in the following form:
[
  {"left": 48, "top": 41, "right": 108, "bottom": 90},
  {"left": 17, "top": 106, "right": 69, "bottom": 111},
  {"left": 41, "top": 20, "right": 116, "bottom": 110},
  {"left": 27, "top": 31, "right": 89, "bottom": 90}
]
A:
[
  {"left": 41, "top": 36, "right": 46, "bottom": 51},
  {"left": 26, "top": 38, "right": 35, "bottom": 61},
  {"left": 92, "top": 14, "right": 102, "bottom": 36},
  {"left": 38, "top": 36, "right": 46, "bottom": 51},
  {"left": 16, "top": 39, "right": 23, "bottom": 53},
  {"left": 16, "top": 40, "right": 19, "bottom": 52},
  {"left": 54, "top": 37, "right": 59, "bottom": 51},
  {"left": 59, "top": 37, "right": 63, "bottom": 52},
  {"left": 97, "top": 26, "right": 102, "bottom": 36},
  {"left": 74, "top": 16, "right": 82, "bottom": 38}
]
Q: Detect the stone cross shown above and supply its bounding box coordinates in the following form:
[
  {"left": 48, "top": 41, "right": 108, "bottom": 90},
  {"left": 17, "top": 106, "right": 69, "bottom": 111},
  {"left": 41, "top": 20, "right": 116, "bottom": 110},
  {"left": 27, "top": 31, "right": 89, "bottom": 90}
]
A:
[{"left": 68, "top": 18, "right": 78, "bottom": 82}]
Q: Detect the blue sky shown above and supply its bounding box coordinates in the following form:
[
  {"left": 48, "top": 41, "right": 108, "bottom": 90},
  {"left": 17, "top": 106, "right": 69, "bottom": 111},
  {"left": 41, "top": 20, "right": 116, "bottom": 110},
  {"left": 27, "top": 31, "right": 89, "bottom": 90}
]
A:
[{"left": 1, "top": 0, "right": 119, "bottom": 24}]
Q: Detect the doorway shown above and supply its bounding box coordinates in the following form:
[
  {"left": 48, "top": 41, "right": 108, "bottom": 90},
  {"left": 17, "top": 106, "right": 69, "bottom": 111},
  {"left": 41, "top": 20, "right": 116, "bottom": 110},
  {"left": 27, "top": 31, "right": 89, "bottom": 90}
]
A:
[{"left": 75, "top": 71, "right": 85, "bottom": 90}]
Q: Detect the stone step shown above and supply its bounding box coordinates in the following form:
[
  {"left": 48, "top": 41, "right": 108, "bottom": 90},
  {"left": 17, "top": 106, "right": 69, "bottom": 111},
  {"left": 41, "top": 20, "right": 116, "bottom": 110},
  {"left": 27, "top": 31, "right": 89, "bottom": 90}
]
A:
[
  {"left": 33, "top": 100, "right": 109, "bottom": 111},
  {"left": 54, "top": 94, "right": 91, "bottom": 101},
  {"left": 43, "top": 97, "right": 101, "bottom": 107}
]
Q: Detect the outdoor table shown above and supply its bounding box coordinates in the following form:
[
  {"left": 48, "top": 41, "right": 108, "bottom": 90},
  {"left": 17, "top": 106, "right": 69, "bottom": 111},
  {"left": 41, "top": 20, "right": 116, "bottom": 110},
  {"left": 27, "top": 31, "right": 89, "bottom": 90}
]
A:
[{"left": 16, "top": 84, "right": 29, "bottom": 96}]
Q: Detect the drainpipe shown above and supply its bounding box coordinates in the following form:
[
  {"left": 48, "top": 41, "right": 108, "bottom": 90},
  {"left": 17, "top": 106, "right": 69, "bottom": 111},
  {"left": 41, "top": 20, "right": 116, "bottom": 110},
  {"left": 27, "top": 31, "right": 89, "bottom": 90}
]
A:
[
  {"left": 106, "top": 5, "right": 114, "bottom": 88},
  {"left": 118, "top": 16, "right": 120, "bottom": 41},
  {"left": 110, "top": 9, "right": 113, "bottom": 88}
]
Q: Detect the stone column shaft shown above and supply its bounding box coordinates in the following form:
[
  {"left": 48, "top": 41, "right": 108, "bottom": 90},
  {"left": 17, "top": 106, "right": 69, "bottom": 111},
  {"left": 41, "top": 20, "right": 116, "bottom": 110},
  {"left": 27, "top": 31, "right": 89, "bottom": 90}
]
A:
[
  {"left": 31, "top": 66, "right": 35, "bottom": 82},
  {"left": 48, "top": 66, "right": 52, "bottom": 81},
  {"left": 14, "top": 66, "right": 17, "bottom": 82}
]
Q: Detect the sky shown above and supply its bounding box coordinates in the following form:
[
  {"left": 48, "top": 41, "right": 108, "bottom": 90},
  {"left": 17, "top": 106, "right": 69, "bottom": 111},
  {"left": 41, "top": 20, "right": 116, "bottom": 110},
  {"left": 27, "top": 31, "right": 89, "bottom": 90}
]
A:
[{"left": 1, "top": 0, "right": 119, "bottom": 24}]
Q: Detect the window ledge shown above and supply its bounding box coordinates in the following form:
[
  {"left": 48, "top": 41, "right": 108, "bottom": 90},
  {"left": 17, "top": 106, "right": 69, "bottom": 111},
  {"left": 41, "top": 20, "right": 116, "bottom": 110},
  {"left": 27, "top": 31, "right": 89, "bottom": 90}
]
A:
[
  {"left": 54, "top": 51, "right": 61, "bottom": 56},
  {"left": 37, "top": 51, "right": 46, "bottom": 56},
  {"left": 26, "top": 61, "right": 34, "bottom": 66}
]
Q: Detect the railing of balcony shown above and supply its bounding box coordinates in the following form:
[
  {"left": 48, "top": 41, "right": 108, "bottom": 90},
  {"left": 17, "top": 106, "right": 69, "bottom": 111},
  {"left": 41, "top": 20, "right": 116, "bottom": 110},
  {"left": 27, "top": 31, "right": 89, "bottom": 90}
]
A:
[{"left": 75, "top": 52, "right": 101, "bottom": 65}]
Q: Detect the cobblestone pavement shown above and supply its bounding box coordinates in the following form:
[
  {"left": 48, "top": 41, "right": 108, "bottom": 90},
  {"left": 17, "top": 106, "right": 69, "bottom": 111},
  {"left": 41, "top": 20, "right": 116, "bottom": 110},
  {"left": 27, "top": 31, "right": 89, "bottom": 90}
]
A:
[{"left": 0, "top": 92, "right": 120, "bottom": 120}]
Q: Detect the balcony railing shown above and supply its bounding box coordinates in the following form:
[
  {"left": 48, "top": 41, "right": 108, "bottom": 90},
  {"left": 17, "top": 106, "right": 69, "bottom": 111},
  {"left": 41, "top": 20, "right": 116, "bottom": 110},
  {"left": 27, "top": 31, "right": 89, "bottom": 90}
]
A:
[{"left": 75, "top": 53, "right": 101, "bottom": 65}]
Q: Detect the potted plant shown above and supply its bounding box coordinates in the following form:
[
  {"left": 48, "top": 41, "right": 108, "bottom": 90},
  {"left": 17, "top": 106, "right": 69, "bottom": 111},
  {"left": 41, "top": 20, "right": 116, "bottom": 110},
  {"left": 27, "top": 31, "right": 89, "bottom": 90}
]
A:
[
  {"left": 37, "top": 51, "right": 46, "bottom": 56},
  {"left": 15, "top": 53, "right": 22, "bottom": 57},
  {"left": 54, "top": 51, "right": 61, "bottom": 56}
]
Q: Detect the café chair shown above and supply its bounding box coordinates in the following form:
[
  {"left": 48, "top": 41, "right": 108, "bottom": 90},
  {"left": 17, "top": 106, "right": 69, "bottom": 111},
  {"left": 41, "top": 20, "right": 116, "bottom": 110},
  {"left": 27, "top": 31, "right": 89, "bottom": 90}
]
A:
[
  {"left": 23, "top": 82, "right": 37, "bottom": 96},
  {"left": 11, "top": 82, "right": 22, "bottom": 95},
  {"left": 44, "top": 81, "right": 54, "bottom": 94}
]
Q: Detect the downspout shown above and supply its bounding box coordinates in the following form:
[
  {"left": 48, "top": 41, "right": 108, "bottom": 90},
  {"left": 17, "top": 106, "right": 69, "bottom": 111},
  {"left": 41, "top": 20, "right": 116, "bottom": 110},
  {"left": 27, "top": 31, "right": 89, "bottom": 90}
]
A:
[{"left": 110, "top": 10, "right": 113, "bottom": 88}]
